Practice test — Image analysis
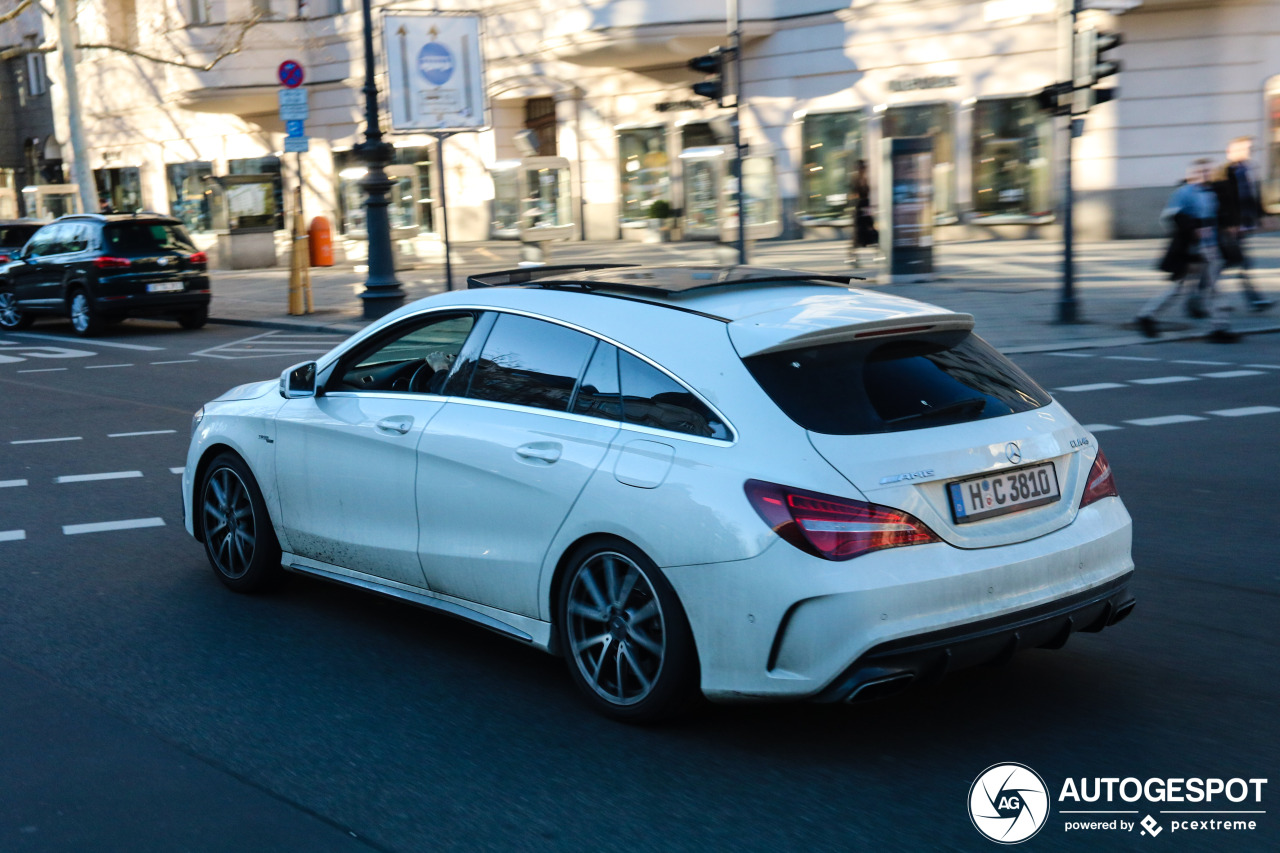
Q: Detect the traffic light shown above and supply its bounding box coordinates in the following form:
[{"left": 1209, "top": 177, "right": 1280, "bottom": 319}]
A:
[
  {"left": 1073, "top": 27, "right": 1122, "bottom": 113},
  {"left": 688, "top": 47, "right": 734, "bottom": 106},
  {"left": 1036, "top": 83, "right": 1071, "bottom": 117}
]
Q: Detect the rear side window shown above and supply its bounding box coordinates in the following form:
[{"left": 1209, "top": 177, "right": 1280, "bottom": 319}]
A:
[
  {"left": 571, "top": 341, "right": 623, "bottom": 420},
  {"left": 104, "top": 222, "right": 196, "bottom": 254},
  {"left": 744, "top": 331, "right": 1051, "bottom": 435},
  {"left": 619, "top": 351, "right": 730, "bottom": 440},
  {"left": 465, "top": 313, "right": 595, "bottom": 412}
]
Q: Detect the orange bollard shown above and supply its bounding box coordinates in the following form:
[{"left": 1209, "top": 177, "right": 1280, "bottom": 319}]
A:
[{"left": 308, "top": 216, "right": 334, "bottom": 267}]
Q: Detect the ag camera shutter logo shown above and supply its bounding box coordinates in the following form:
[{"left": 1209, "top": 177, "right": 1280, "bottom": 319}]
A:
[{"left": 969, "top": 763, "right": 1050, "bottom": 844}]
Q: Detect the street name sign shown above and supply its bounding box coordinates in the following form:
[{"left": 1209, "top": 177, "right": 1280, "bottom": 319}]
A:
[{"left": 383, "top": 13, "right": 487, "bottom": 132}]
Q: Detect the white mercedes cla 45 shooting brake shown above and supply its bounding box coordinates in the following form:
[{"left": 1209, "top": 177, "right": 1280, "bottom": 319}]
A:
[{"left": 183, "top": 265, "right": 1135, "bottom": 721}]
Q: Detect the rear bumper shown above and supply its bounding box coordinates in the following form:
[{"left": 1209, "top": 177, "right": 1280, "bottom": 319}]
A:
[
  {"left": 811, "top": 572, "right": 1134, "bottom": 703},
  {"left": 94, "top": 289, "right": 210, "bottom": 316}
]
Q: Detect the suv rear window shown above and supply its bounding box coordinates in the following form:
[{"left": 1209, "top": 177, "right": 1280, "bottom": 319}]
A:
[
  {"left": 104, "top": 222, "right": 197, "bottom": 254},
  {"left": 744, "top": 331, "right": 1052, "bottom": 435}
]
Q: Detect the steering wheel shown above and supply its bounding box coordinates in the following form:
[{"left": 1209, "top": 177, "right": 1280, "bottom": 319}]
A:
[
  {"left": 408, "top": 361, "right": 436, "bottom": 393},
  {"left": 388, "top": 358, "right": 425, "bottom": 392}
]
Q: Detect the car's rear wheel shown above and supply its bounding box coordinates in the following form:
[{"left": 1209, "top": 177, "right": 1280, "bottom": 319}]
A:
[
  {"left": 558, "top": 540, "right": 699, "bottom": 722},
  {"left": 0, "top": 285, "right": 32, "bottom": 330},
  {"left": 178, "top": 306, "right": 208, "bottom": 330},
  {"left": 199, "top": 453, "right": 282, "bottom": 593},
  {"left": 69, "top": 288, "right": 105, "bottom": 337}
]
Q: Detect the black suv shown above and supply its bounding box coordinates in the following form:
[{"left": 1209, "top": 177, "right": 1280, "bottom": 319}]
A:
[{"left": 0, "top": 214, "right": 210, "bottom": 336}]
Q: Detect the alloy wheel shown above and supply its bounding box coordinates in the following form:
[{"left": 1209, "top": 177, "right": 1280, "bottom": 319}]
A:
[
  {"left": 0, "top": 290, "right": 26, "bottom": 329},
  {"left": 565, "top": 551, "right": 667, "bottom": 707},
  {"left": 70, "top": 292, "right": 91, "bottom": 334},
  {"left": 202, "top": 467, "right": 258, "bottom": 580}
]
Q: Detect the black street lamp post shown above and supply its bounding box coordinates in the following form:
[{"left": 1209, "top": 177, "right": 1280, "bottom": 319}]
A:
[{"left": 357, "top": 0, "right": 405, "bottom": 319}]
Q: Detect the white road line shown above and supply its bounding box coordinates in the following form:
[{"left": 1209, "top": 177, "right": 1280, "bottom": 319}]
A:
[
  {"left": 0, "top": 530, "right": 25, "bottom": 542},
  {"left": 1082, "top": 424, "right": 1123, "bottom": 432},
  {"left": 0, "top": 479, "right": 28, "bottom": 488},
  {"left": 107, "top": 430, "right": 177, "bottom": 438},
  {"left": 1130, "top": 376, "right": 1197, "bottom": 385},
  {"left": 1245, "top": 364, "right": 1280, "bottom": 370},
  {"left": 170, "top": 467, "right": 184, "bottom": 474},
  {"left": 1056, "top": 383, "right": 1126, "bottom": 392},
  {"left": 55, "top": 471, "right": 144, "bottom": 484},
  {"left": 150, "top": 360, "right": 199, "bottom": 365},
  {"left": 11, "top": 436, "right": 82, "bottom": 445},
  {"left": 1125, "top": 415, "right": 1209, "bottom": 427},
  {"left": 1105, "top": 356, "right": 1159, "bottom": 362},
  {"left": 1173, "top": 360, "right": 1230, "bottom": 366},
  {"left": 85, "top": 363, "right": 134, "bottom": 370},
  {"left": 1200, "top": 370, "right": 1265, "bottom": 379},
  {"left": 1207, "top": 406, "right": 1280, "bottom": 417},
  {"left": 63, "top": 518, "right": 166, "bottom": 536},
  {"left": 16, "top": 368, "right": 69, "bottom": 373},
  {"left": 5, "top": 332, "right": 163, "bottom": 351},
  {"left": 1046, "top": 352, "right": 1095, "bottom": 358}
]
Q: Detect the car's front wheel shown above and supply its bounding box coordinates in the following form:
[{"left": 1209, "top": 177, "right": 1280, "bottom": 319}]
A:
[
  {"left": 199, "top": 453, "right": 283, "bottom": 593},
  {"left": 558, "top": 540, "right": 699, "bottom": 722},
  {"left": 0, "top": 285, "right": 32, "bottom": 330},
  {"left": 69, "top": 288, "right": 105, "bottom": 337}
]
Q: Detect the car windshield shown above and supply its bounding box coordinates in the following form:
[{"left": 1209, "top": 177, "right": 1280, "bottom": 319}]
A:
[
  {"left": 744, "top": 330, "right": 1052, "bottom": 435},
  {"left": 0, "top": 224, "right": 40, "bottom": 247},
  {"left": 104, "top": 221, "right": 197, "bottom": 254}
]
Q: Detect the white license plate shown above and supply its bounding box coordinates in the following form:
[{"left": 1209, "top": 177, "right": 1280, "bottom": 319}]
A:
[
  {"left": 147, "top": 281, "right": 184, "bottom": 293},
  {"left": 947, "top": 461, "right": 1061, "bottom": 524}
]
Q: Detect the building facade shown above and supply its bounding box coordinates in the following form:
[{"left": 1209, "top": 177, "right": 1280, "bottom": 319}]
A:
[
  {"left": 0, "top": 0, "right": 59, "bottom": 218},
  {"left": 40, "top": 0, "right": 1280, "bottom": 261}
]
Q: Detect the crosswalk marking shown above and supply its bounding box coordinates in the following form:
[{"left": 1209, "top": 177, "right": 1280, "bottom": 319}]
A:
[
  {"left": 10, "top": 436, "right": 81, "bottom": 445},
  {"left": 0, "top": 530, "right": 25, "bottom": 542},
  {"left": 107, "top": 430, "right": 177, "bottom": 438},
  {"left": 85, "top": 363, "right": 133, "bottom": 370},
  {"left": 63, "top": 518, "right": 166, "bottom": 536},
  {"left": 1130, "top": 376, "right": 1195, "bottom": 385},
  {"left": 1206, "top": 406, "right": 1280, "bottom": 417},
  {"left": 170, "top": 467, "right": 185, "bottom": 474},
  {"left": 1056, "top": 382, "right": 1125, "bottom": 392},
  {"left": 1125, "top": 415, "right": 1209, "bottom": 427},
  {"left": 1082, "top": 424, "right": 1122, "bottom": 432},
  {"left": 1201, "top": 370, "right": 1266, "bottom": 379},
  {"left": 0, "top": 479, "right": 27, "bottom": 488},
  {"left": 1173, "top": 360, "right": 1230, "bottom": 366},
  {"left": 55, "top": 471, "right": 144, "bottom": 484}
]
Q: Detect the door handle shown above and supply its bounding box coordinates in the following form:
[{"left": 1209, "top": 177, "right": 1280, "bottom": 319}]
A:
[
  {"left": 376, "top": 416, "right": 414, "bottom": 435},
  {"left": 516, "top": 442, "right": 562, "bottom": 464}
]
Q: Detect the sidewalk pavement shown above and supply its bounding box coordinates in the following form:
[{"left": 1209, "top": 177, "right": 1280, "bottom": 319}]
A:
[{"left": 207, "top": 233, "right": 1280, "bottom": 353}]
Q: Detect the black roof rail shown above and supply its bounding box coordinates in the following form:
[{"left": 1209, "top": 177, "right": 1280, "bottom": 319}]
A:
[{"left": 467, "top": 264, "right": 638, "bottom": 289}]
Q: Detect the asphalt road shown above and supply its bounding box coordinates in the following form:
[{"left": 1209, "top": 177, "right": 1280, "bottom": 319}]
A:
[{"left": 1, "top": 321, "right": 1276, "bottom": 852}]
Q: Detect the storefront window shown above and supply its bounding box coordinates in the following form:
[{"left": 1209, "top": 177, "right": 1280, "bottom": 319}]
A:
[
  {"left": 94, "top": 167, "right": 142, "bottom": 213},
  {"left": 799, "top": 111, "right": 866, "bottom": 224},
  {"left": 883, "top": 103, "right": 956, "bottom": 223},
  {"left": 228, "top": 157, "right": 284, "bottom": 230},
  {"left": 333, "top": 147, "right": 435, "bottom": 237},
  {"left": 166, "top": 161, "right": 213, "bottom": 232},
  {"left": 1265, "top": 76, "right": 1280, "bottom": 213},
  {"left": 971, "top": 97, "right": 1054, "bottom": 220},
  {"left": 618, "top": 126, "right": 671, "bottom": 225}
]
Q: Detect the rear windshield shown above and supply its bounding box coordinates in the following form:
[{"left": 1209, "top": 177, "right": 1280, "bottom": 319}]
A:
[
  {"left": 104, "top": 222, "right": 197, "bottom": 254},
  {"left": 744, "top": 331, "right": 1052, "bottom": 435},
  {"left": 0, "top": 224, "right": 40, "bottom": 247}
]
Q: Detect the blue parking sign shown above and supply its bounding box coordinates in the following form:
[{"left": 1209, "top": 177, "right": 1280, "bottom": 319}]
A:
[{"left": 286, "top": 120, "right": 305, "bottom": 138}]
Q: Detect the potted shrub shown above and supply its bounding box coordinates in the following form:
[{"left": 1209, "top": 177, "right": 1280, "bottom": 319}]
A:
[{"left": 645, "top": 198, "right": 674, "bottom": 242}]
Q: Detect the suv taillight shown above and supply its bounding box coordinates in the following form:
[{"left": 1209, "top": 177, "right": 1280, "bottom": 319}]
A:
[
  {"left": 1079, "top": 449, "right": 1118, "bottom": 508},
  {"left": 0, "top": 253, "right": 10, "bottom": 263},
  {"left": 189, "top": 251, "right": 207, "bottom": 265},
  {"left": 94, "top": 256, "right": 132, "bottom": 270},
  {"left": 744, "top": 479, "right": 940, "bottom": 562}
]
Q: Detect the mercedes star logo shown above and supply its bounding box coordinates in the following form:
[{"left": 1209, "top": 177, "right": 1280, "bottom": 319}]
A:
[{"left": 1005, "top": 442, "right": 1022, "bottom": 464}]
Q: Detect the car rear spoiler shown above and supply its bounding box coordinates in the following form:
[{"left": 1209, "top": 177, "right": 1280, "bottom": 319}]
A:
[
  {"left": 731, "top": 312, "right": 976, "bottom": 357},
  {"left": 467, "top": 264, "right": 638, "bottom": 289}
]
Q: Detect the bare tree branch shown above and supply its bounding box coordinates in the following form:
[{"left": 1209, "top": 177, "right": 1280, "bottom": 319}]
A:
[
  {"left": 0, "top": 0, "right": 35, "bottom": 27},
  {"left": 0, "top": 12, "right": 263, "bottom": 71}
]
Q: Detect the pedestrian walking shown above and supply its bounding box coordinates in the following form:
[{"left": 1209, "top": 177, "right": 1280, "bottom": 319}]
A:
[
  {"left": 1137, "top": 158, "right": 1239, "bottom": 342},
  {"left": 1211, "top": 135, "right": 1274, "bottom": 312},
  {"left": 847, "top": 158, "right": 878, "bottom": 266}
]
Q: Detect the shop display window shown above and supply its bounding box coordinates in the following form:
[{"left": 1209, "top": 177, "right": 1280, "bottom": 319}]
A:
[
  {"left": 798, "top": 111, "right": 865, "bottom": 224},
  {"left": 619, "top": 126, "right": 671, "bottom": 225},
  {"left": 971, "top": 97, "right": 1054, "bottom": 221}
]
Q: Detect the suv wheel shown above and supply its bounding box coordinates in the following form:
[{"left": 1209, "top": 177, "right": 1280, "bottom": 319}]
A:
[
  {"left": 178, "top": 305, "right": 208, "bottom": 330},
  {"left": 69, "top": 288, "right": 104, "bottom": 337},
  {"left": 0, "top": 285, "right": 32, "bottom": 330}
]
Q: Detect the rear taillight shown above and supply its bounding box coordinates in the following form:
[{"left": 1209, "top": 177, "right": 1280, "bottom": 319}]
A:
[
  {"left": 189, "top": 251, "right": 207, "bottom": 265},
  {"left": 1079, "top": 449, "right": 1119, "bottom": 508},
  {"left": 0, "top": 253, "right": 10, "bottom": 263},
  {"left": 745, "top": 479, "right": 940, "bottom": 562},
  {"left": 94, "top": 256, "right": 131, "bottom": 270}
]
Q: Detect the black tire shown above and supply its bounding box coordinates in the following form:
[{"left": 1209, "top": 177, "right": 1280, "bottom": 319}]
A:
[
  {"left": 178, "top": 306, "right": 208, "bottom": 330},
  {"left": 0, "top": 285, "right": 32, "bottom": 330},
  {"left": 199, "top": 453, "right": 283, "bottom": 593},
  {"left": 68, "top": 288, "right": 105, "bottom": 337},
  {"left": 558, "top": 539, "right": 699, "bottom": 722}
]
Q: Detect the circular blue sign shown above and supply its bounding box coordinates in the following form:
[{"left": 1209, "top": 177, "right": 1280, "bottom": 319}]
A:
[
  {"left": 417, "top": 42, "right": 454, "bottom": 86},
  {"left": 278, "top": 60, "right": 304, "bottom": 88}
]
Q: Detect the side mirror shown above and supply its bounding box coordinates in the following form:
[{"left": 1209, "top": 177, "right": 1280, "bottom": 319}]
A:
[{"left": 280, "top": 361, "right": 317, "bottom": 399}]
